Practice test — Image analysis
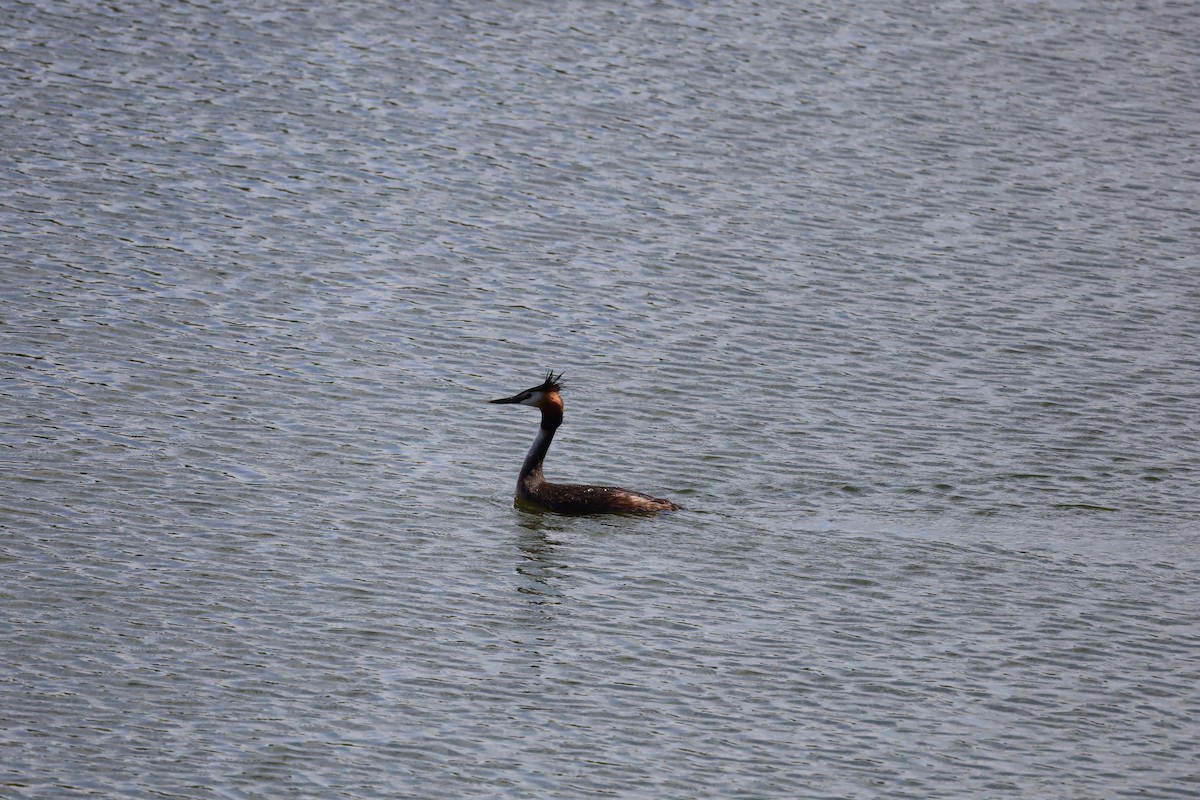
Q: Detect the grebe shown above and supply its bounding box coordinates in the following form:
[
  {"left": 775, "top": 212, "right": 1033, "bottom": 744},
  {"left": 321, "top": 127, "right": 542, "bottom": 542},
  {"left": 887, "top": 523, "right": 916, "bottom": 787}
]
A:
[{"left": 489, "top": 372, "right": 681, "bottom": 514}]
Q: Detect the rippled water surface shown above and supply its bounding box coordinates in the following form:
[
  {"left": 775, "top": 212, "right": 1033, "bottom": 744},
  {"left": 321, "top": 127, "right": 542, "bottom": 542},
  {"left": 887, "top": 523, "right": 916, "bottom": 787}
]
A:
[{"left": 3, "top": 1, "right": 1198, "bottom": 798}]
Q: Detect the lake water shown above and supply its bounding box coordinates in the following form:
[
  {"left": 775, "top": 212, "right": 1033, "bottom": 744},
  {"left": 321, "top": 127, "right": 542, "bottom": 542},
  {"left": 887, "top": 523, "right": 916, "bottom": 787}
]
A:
[{"left": 2, "top": 1, "right": 1198, "bottom": 797}]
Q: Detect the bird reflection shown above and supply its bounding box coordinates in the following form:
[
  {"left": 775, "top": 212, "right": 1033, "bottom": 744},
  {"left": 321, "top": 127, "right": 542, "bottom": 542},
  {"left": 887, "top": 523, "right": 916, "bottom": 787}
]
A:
[{"left": 513, "top": 517, "right": 568, "bottom": 605}]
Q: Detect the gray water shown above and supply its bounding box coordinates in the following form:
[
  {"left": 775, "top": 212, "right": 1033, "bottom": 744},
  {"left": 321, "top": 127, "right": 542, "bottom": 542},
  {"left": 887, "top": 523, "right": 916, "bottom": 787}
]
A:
[{"left": 2, "top": 1, "right": 1198, "bottom": 797}]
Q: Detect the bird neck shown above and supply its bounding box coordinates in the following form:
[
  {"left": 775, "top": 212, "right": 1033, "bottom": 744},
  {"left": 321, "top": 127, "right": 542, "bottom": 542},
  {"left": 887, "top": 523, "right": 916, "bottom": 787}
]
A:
[{"left": 519, "top": 405, "right": 562, "bottom": 485}]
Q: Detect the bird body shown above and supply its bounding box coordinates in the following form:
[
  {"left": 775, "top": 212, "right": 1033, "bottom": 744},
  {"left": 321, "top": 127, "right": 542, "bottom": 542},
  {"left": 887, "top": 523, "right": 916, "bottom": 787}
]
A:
[{"left": 490, "top": 372, "right": 680, "bottom": 514}]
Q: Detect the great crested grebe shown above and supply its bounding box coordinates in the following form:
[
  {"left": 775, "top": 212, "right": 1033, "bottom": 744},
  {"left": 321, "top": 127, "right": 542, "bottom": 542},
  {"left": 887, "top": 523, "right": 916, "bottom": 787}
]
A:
[{"left": 489, "top": 372, "right": 681, "bottom": 514}]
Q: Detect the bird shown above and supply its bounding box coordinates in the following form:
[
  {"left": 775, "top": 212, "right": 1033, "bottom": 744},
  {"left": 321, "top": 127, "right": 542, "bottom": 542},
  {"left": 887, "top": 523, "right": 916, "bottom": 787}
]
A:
[{"left": 489, "top": 371, "right": 681, "bottom": 514}]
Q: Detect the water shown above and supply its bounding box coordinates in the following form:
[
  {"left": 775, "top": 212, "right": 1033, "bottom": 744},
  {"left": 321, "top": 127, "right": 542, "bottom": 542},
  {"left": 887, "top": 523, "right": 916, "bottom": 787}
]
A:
[{"left": 2, "top": 0, "right": 1198, "bottom": 797}]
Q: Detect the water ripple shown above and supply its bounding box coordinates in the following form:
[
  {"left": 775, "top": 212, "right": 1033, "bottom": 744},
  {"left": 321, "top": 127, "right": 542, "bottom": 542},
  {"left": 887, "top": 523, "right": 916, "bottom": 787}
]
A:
[{"left": 4, "top": 0, "right": 1199, "bottom": 797}]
